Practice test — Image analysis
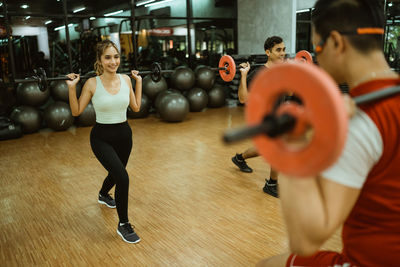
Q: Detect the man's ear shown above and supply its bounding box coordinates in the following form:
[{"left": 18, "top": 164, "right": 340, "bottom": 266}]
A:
[
  {"left": 330, "top": 30, "right": 346, "bottom": 53},
  {"left": 265, "top": 49, "right": 271, "bottom": 56}
]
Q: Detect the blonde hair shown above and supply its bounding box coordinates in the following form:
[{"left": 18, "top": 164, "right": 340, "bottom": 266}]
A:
[{"left": 94, "top": 40, "right": 120, "bottom": 76}]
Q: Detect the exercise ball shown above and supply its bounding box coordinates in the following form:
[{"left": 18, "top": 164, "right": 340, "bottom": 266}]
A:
[
  {"left": 142, "top": 75, "right": 168, "bottom": 101},
  {"left": 194, "top": 64, "right": 206, "bottom": 73},
  {"left": 158, "top": 93, "right": 189, "bottom": 122},
  {"left": 50, "top": 79, "right": 82, "bottom": 102},
  {"left": 208, "top": 86, "right": 226, "bottom": 108},
  {"left": 171, "top": 66, "right": 195, "bottom": 91},
  {"left": 10, "top": 106, "right": 42, "bottom": 134},
  {"left": 127, "top": 93, "right": 151, "bottom": 119},
  {"left": 43, "top": 101, "right": 74, "bottom": 131},
  {"left": 195, "top": 66, "right": 215, "bottom": 91},
  {"left": 154, "top": 89, "right": 181, "bottom": 110},
  {"left": 16, "top": 82, "right": 50, "bottom": 107},
  {"left": 77, "top": 102, "right": 96, "bottom": 126},
  {"left": 187, "top": 88, "right": 208, "bottom": 112}
]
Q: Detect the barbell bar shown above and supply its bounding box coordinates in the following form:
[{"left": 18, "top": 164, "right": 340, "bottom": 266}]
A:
[{"left": 1, "top": 62, "right": 173, "bottom": 92}]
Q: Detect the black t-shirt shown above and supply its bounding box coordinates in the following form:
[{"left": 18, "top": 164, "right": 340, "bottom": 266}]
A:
[{"left": 245, "top": 65, "right": 302, "bottom": 108}]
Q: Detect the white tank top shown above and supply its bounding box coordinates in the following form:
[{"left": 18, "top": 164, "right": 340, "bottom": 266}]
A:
[{"left": 92, "top": 74, "right": 130, "bottom": 124}]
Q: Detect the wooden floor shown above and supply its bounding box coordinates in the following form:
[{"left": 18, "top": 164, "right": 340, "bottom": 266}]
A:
[{"left": 0, "top": 106, "right": 341, "bottom": 266}]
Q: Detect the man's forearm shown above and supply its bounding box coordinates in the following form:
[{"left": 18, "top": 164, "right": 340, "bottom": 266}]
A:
[{"left": 238, "top": 75, "right": 248, "bottom": 103}]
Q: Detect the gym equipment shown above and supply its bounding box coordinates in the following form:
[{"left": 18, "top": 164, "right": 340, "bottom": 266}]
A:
[
  {"left": 208, "top": 86, "right": 226, "bottom": 108},
  {"left": 171, "top": 67, "right": 196, "bottom": 91},
  {"left": 51, "top": 79, "right": 81, "bottom": 102},
  {"left": 195, "top": 66, "right": 215, "bottom": 91},
  {"left": 77, "top": 102, "right": 96, "bottom": 126},
  {"left": 223, "top": 62, "right": 400, "bottom": 177},
  {"left": 43, "top": 101, "right": 74, "bottom": 131},
  {"left": 10, "top": 106, "right": 42, "bottom": 134},
  {"left": 295, "top": 50, "right": 313, "bottom": 63},
  {"left": 142, "top": 75, "right": 168, "bottom": 101},
  {"left": 127, "top": 94, "right": 151, "bottom": 119},
  {"left": 0, "top": 62, "right": 171, "bottom": 92},
  {"left": 0, "top": 117, "right": 23, "bottom": 141},
  {"left": 215, "top": 50, "right": 313, "bottom": 82},
  {"left": 187, "top": 87, "right": 208, "bottom": 112},
  {"left": 154, "top": 89, "right": 181, "bottom": 110},
  {"left": 158, "top": 93, "right": 189, "bottom": 122},
  {"left": 16, "top": 81, "right": 50, "bottom": 107}
]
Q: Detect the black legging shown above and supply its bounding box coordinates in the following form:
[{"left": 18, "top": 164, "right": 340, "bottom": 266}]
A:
[{"left": 90, "top": 121, "right": 132, "bottom": 223}]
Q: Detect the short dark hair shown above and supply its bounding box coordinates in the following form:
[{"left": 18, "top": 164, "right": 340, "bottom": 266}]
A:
[
  {"left": 312, "top": 0, "right": 384, "bottom": 53},
  {"left": 264, "top": 36, "right": 283, "bottom": 51}
]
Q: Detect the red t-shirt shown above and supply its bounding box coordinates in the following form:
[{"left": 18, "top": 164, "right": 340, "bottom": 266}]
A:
[{"left": 342, "top": 78, "right": 400, "bottom": 266}]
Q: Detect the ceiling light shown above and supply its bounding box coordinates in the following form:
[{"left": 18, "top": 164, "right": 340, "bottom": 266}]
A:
[
  {"left": 73, "top": 7, "right": 86, "bottom": 13},
  {"left": 388, "top": 2, "right": 393, "bottom": 7},
  {"left": 54, "top": 23, "right": 74, "bottom": 31},
  {"left": 90, "top": 17, "right": 96, "bottom": 20},
  {"left": 25, "top": 16, "right": 31, "bottom": 20},
  {"left": 145, "top": 0, "right": 173, "bottom": 8},
  {"left": 296, "top": 8, "right": 310, "bottom": 13},
  {"left": 137, "top": 0, "right": 156, "bottom": 6},
  {"left": 21, "top": 4, "right": 29, "bottom": 9},
  {"left": 45, "top": 20, "right": 53, "bottom": 25},
  {"left": 104, "top": 10, "right": 124, "bottom": 17}
]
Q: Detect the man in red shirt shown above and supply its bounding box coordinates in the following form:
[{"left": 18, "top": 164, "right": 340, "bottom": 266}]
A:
[{"left": 257, "top": 0, "right": 400, "bottom": 266}]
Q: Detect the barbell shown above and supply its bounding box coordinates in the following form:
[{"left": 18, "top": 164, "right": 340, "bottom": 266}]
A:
[
  {"left": 215, "top": 50, "right": 313, "bottom": 82},
  {"left": 0, "top": 62, "right": 172, "bottom": 92},
  {"left": 223, "top": 62, "right": 400, "bottom": 177}
]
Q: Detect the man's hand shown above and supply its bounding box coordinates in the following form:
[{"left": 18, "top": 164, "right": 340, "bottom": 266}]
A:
[{"left": 239, "top": 62, "right": 250, "bottom": 76}]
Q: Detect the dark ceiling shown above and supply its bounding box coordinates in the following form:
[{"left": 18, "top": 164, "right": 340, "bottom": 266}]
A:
[
  {"left": 2, "top": 0, "right": 130, "bottom": 16},
  {"left": 1, "top": 0, "right": 137, "bottom": 28},
  {"left": 1, "top": 0, "right": 399, "bottom": 28}
]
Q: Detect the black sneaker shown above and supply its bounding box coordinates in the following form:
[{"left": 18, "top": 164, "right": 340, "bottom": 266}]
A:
[
  {"left": 263, "top": 180, "right": 278, "bottom": 198},
  {"left": 98, "top": 193, "right": 116, "bottom": 208},
  {"left": 232, "top": 154, "right": 253, "bottom": 173},
  {"left": 117, "top": 223, "right": 141, "bottom": 244}
]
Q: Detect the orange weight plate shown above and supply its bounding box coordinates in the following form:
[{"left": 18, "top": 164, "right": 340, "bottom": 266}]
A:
[
  {"left": 295, "top": 50, "right": 313, "bottom": 64},
  {"left": 245, "top": 63, "right": 348, "bottom": 177},
  {"left": 219, "top": 55, "right": 236, "bottom": 82}
]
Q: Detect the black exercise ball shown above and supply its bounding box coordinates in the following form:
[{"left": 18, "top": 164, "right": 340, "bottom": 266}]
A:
[
  {"left": 171, "top": 66, "right": 195, "bottom": 91},
  {"left": 43, "top": 101, "right": 74, "bottom": 131},
  {"left": 208, "top": 86, "right": 226, "bottom": 108},
  {"left": 10, "top": 106, "right": 42, "bottom": 134},
  {"left": 187, "top": 87, "right": 208, "bottom": 112},
  {"left": 127, "top": 93, "right": 151, "bottom": 119},
  {"left": 195, "top": 66, "right": 215, "bottom": 91},
  {"left": 142, "top": 75, "right": 168, "bottom": 101},
  {"left": 51, "top": 79, "right": 82, "bottom": 102},
  {"left": 77, "top": 102, "right": 96, "bottom": 126},
  {"left": 154, "top": 89, "right": 181, "bottom": 110},
  {"left": 158, "top": 93, "right": 189, "bottom": 122},
  {"left": 16, "top": 82, "right": 50, "bottom": 107}
]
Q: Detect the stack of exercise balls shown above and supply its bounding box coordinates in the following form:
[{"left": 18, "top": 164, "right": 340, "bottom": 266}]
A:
[
  {"left": 9, "top": 61, "right": 230, "bottom": 137},
  {"left": 10, "top": 75, "right": 98, "bottom": 136},
  {"left": 11, "top": 81, "right": 49, "bottom": 134},
  {"left": 153, "top": 66, "right": 193, "bottom": 122},
  {"left": 194, "top": 65, "right": 226, "bottom": 109}
]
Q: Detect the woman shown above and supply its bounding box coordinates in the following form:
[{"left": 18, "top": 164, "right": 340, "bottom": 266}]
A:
[{"left": 67, "top": 40, "right": 142, "bottom": 244}]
